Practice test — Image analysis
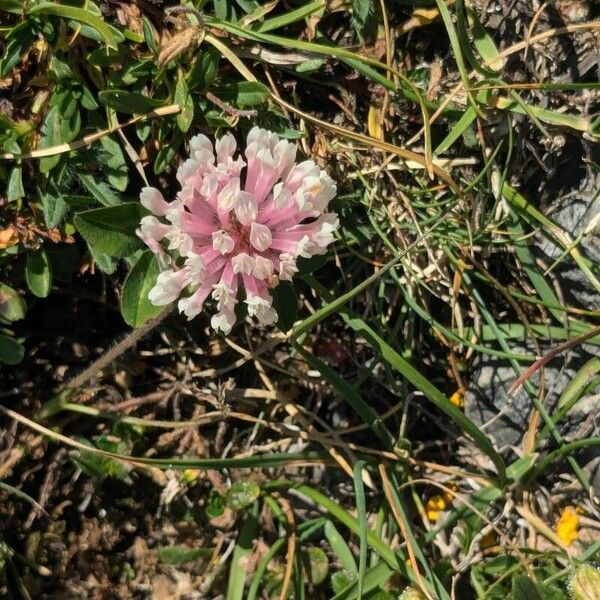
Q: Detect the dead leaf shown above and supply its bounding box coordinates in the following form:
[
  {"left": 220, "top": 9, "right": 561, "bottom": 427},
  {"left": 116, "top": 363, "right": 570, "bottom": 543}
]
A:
[
  {"left": 0, "top": 225, "right": 18, "bottom": 249},
  {"left": 115, "top": 2, "right": 143, "bottom": 34},
  {"left": 158, "top": 27, "right": 205, "bottom": 69}
]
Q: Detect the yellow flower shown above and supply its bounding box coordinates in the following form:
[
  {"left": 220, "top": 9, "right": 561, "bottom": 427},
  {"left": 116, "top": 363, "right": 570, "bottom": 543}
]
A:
[
  {"left": 424, "top": 482, "right": 458, "bottom": 522},
  {"left": 556, "top": 506, "right": 580, "bottom": 546},
  {"left": 449, "top": 390, "right": 464, "bottom": 408}
]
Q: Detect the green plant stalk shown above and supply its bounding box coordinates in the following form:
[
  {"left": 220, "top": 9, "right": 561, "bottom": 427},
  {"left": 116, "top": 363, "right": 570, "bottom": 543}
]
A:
[
  {"left": 353, "top": 460, "right": 368, "bottom": 600},
  {"left": 529, "top": 438, "right": 600, "bottom": 482}
]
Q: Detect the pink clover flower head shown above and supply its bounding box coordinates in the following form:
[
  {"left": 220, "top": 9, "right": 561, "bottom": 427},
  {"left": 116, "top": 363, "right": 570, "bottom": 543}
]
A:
[{"left": 138, "top": 127, "right": 338, "bottom": 334}]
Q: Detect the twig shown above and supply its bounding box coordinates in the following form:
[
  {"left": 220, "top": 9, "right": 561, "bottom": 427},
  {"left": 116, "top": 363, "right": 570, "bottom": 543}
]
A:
[
  {"left": 63, "top": 306, "right": 173, "bottom": 392},
  {"left": 508, "top": 325, "right": 600, "bottom": 395}
]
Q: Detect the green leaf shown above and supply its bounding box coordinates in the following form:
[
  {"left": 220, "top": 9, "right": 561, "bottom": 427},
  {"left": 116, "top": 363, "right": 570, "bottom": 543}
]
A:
[
  {"left": 271, "top": 281, "right": 297, "bottom": 332},
  {"left": 234, "top": 0, "right": 259, "bottom": 14},
  {"left": 40, "top": 184, "right": 69, "bottom": 228},
  {"left": 175, "top": 72, "right": 194, "bottom": 132},
  {"left": 121, "top": 251, "right": 164, "bottom": 327},
  {"left": 227, "top": 508, "right": 259, "bottom": 600},
  {"left": 0, "top": 283, "right": 26, "bottom": 322},
  {"left": 156, "top": 545, "right": 205, "bottom": 565},
  {"left": 558, "top": 357, "right": 600, "bottom": 412},
  {"left": 154, "top": 133, "right": 183, "bottom": 174},
  {"left": 89, "top": 245, "right": 118, "bottom": 274},
  {"left": 25, "top": 249, "right": 53, "bottom": 298},
  {"left": 324, "top": 521, "right": 357, "bottom": 575},
  {"left": 226, "top": 480, "right": 260, "bottom": 511},
  {"left": 187, "top": 48, "right": 220, "bottom": 91},
  {"left": 0, "top": 335, "right": 25, "bottom": 365},
  {"left": 511, "top": 575, "right": 544, "bottom": 600},
  {"left": 99, "top": 89, "right": 164, "bottom": 114},
  {"left": 306, "top": 547, "right": 329, "bottom": 585},
  {"left": 74, "top": 202, "right": 146, "bottom": 258},
  {"left": 39, "top": 100, "right": 81, "bottom": 173},
  {"left": 78, "top": 172, "right": 121, "bottom": 206},
  {"left": 332, "top": 570, "right": 357, "bottom": 595},
  {"left": 353, "top": 460, "right": 368, "bottom": 600},
  {"left": 351, "top": 0, "right": 376, "bottom": 42},
  {"left": 72, "top": 436, "right": 131, "bottom": 481},
  {"left": 0, "top": 21, "right": 38, "bottom": 77},
  {"left": 7, "top": 164, "right": 25, "bottom": 201},
  {"left": 214, "top": 81, "right": 270, "bottom": 108},
  {"left": 29, "top": 2, "right": 123, "bottom": 49},
  {"left": 296, "top": 59, "right": 324, "bottom": 74},
  {"left": 142, "top": 16, "right": 158, "bottom": 54},
  {"left": 206, "top": 490, "right": 226, "bottom": 518},
  {"left": 80, "top": 84, "right": 99, "bottom": 110},
  {"left": 331, "top": 563, "right": 395, "bottom": 600},
  {"left": 100, "top": 136, "right": 128, "bottom": 192}
]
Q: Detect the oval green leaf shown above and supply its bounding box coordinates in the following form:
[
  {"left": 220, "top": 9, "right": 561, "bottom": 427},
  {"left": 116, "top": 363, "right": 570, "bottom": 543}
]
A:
[
  {"left": 29, "top": 2, "right": 123, "bottom": 49},
  {"left": 25, "top": 249, "right": 53, "bottom": 298},
  {"left": 306, "top": 547, "right": 329, "bottom": 585},
  {"left": 121, "top": 251, "right": 164, "bottom": 327},
  {"left": 213, "top": 81, "right": 270, "bottom": 108},
  {"left": 74, "top": 202, "right": 146, "bottom": 258},
  {"left": 99, "top": 89, "right": 164, "bottom": 114},
  {"left": 0, "top": 334, "right": 25, "bottom": 365},
  {"left": 0, "top": 283, "right": 26, "bottom": 322}
]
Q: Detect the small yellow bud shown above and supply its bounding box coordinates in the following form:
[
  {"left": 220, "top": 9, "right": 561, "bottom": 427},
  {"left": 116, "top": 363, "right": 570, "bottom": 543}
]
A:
[
  {"left": 449, "top": 390, "right": 464, "bottom": 408},
  {"left": 181, "top": 469, "right": 200, "bottom": 485},
  {"left": 569, "top": 565, "right": 600, "bottom": 600}
]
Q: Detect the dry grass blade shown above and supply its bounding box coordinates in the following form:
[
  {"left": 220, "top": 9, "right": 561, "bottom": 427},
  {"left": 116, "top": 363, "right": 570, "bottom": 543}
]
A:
[
  {"left": 0, "top": 106, "right": 181, "bottom": 160},
  {"left": 275, "top": 494, "right": 297, "bottom": 600},
  {"left": 204, "top": 33, "right": 461, "bottom": 192},
  {"left": 379, "top": 465, "right": 433, "bottom": 600}
]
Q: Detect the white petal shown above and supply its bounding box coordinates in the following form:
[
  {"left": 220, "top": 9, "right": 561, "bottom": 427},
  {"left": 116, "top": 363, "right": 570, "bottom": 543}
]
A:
[
  {"left": 278, "top": 253, "right": 298, "bottom": 281},
  {"left": 246, "top": 295, "right": 276, "bottom": 325},
  {"left": 185, "top": 253, "right": 205, "bottom": 278},
  {"left": 139, "top": 215, "right": 169, "bottom": 241},
  {"left": 212, "top": 230, "right": 235, "bottom": 254},
  {"left": 296, "top": 235, "right": 312, "bottom": 258},
  {"left": 249, "top": 222, "right": 273, "bottom": 252},
  {"left": 148, "top": 270, "right": 187, "bottom": 305},
  {"left": 140, "top": 187, "right": 169, "bottom": 216},
  {"left": 215, "top": 133, "right": 237, "bottom": 163},
  {"left": 178, "top": 286, "right": 207, "bottom": 319},
  {"left": 253, "top": 256, "right": 274, "bottom": 279},
  {"left": 189, "top": 134, "right": 214, "bottom": 164},
  {"left": 232, "top": 252, "right": 255, "bottom": 275},
  {"left": 234, "top": 191, "right": 258, "bottom": 225},
  {"left": 212, "top": 282, "right": 236, "bottom": 311},
  {"left": 176, "top": 159, "right": 198, "bottom": 184},
  {"left": 211, "top": 308, "right": 236, "bottom": 334},
  {"left": 217, "top": 177, "right": 240, "bottom": 213},
  {"left": 311, "top": 213, "right": 339, "bottom": 248}
]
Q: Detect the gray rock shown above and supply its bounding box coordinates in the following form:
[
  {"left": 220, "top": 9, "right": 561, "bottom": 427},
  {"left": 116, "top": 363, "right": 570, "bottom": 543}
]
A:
[
  {"left": 466, "top": 173, "right": 600, "bottom": 494},
  {"left": 535, "top": 183, "right": 600, "bottom": 310},
  {"left": 465, "top": 343, "right": 600, "bottom": 495}
]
